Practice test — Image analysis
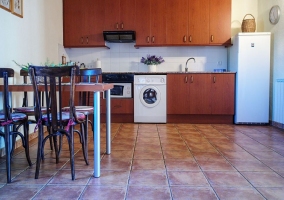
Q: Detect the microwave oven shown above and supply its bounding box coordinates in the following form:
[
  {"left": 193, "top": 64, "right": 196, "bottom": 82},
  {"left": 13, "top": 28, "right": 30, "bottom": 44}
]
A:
[{"left": 103, "top": 82, "right": 132, "bottom": 98}]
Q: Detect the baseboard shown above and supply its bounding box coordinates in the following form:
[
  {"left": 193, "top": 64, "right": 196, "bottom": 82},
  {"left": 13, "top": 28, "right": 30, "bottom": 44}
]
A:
[{"left": 271, "top": 120, "right": 284, "bottom": 130}]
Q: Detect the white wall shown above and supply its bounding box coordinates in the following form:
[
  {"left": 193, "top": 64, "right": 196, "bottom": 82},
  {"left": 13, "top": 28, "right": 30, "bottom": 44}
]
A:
[{"left": 0, "top": 1, "right": 63, "bottom": 147}]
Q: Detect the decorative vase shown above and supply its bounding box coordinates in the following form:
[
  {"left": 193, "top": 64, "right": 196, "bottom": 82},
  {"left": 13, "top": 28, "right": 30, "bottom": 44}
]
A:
[{"left": 148, "top": 65, "right": 157, "bottom": 72}]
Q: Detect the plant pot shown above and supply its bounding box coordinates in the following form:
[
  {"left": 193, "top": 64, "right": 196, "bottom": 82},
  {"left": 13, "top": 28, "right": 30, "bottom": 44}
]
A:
[{"left": 148, "top": 65, "right": 156, "bottom": 72}]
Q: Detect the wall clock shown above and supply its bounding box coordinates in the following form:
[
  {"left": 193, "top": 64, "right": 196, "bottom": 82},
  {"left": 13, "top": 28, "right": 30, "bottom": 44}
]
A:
[{"left": 269, "top": 5, "right": 281, "bottom": 25}]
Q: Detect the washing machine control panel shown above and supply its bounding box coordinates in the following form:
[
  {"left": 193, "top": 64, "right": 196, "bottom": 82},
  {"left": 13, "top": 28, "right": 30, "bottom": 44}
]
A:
[{"left": 135, "top": 75, "right": 166, "bottom": 85}]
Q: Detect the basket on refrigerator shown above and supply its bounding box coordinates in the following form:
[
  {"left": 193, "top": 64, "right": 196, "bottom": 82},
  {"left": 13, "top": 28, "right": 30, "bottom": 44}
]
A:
[{"left": 241, "top": 14, "right": 256, "bottom": 32}]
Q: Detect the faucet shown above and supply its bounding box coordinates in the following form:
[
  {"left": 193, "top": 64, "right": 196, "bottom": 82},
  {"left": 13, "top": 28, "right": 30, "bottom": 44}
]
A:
[{"left": 185, "top": 57, "right": 195, "bottom": 72}]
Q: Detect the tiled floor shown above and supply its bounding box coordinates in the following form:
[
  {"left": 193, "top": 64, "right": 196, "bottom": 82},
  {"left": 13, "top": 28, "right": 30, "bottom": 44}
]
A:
[{"left": 0, "top": 123, "right": 284, "bottom": 199}]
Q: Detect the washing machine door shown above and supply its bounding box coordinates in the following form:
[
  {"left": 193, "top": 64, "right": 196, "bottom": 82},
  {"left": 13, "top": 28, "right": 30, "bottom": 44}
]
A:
[{"left": 139, "top": 86, "right": 161, "bottom": 108}]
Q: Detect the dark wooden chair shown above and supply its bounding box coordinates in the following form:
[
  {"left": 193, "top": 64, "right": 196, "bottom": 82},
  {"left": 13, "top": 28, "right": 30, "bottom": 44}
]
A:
[
  {"left": 12, "top": 69, "right": 52, "bottom": 151},
  {"left": 0, "top": 68, "right": 32, "bottom": 183},
  {"left": 29, "top": 65, "right": 88, "bottom": 180},
  {"left": 62, "top": 68, "right": 102, "bottom": 162}
]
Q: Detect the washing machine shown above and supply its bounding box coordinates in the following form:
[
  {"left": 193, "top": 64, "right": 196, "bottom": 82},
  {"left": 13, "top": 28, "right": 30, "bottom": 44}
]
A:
[{"left": 134, "top": 75, "right": 167, "bottom": 123}]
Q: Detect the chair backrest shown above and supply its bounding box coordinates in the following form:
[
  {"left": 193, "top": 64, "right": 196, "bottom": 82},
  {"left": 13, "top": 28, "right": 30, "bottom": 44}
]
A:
[
  {"left": 79, "top": 68, "right": 102, "bottom": 106},
  {"left": 20, "top": 69, "right": 29, "bottom": 107},
  {"left": 0, "top": 68, "right": 14, "bottom": 121},
  {"left": 28, "top": 65, "right": 79, "bottom": 131}
]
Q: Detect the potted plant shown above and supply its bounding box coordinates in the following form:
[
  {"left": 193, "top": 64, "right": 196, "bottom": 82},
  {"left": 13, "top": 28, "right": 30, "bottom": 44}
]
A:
[{"left": 140, "top": 55, "right": 165, "bottom": 72}]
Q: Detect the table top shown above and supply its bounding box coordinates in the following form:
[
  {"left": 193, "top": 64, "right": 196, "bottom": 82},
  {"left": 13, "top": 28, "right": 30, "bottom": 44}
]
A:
[{"left": 0, "top": 83, "right": 114, "bottom": 92}]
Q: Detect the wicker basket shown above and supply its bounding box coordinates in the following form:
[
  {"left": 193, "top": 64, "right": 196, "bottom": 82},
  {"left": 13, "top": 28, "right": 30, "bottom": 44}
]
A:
[{"left": 241, "top": 14, "right": 256, "bottom": 32}]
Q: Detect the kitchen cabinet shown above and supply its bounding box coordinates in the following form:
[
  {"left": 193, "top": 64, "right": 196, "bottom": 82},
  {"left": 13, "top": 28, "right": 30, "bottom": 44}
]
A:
[
  {"left": 135, "top": 0, "right": 166, "bottom": 46},
  {"left": 100, "top": 98, "right": 134, "bottom": 123},
  {"left": 209, "top": 0, "right": 231, "bottom": 45},
  {"left": 166, "top": 0, "right": 188, "bottom": 45},
  {"left": 167, "top": 73, "right": 235, "bottom": 123},
  {"left": 165, "top": 0, "right": 231, "bottom": 46},
  {"left": 63, "top": 0, "right": 105, "bottom": 47},
  {"left": 104, "top": 0, "right": 136, "bottom": 30}
]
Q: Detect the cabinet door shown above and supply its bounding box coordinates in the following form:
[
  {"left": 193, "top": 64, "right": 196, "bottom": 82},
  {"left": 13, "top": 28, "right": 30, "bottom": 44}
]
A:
[
  {"left": 188, "top": 74, "right": 211, "bottom": 114},
  {"left": 166, "top": 0, "right": 188, "bottom": 45},
  {"left": 209, "top": 0, "right": 231, "bottom": 44},
  {"left": 86, "top": 0, "right": 105, "bottom": 46},
  {"left": 120, "top": 0, "right": 136, "bottom": 30},
  {"left": 211, "top": 74, "right": 235, "bottom": 114},
  {"left": 104, "top": 0, "right": 120, "bottom": 30},
  {"left": 188, "top": 0, "right": 209, "bottom": 44},
  {"left": 135, "top": 0, "right": 151, "bottom": 45},
  {"left": 151, "top": 0, "right": 167, "bottom": 45},
  {"left": 63, "top": 0, "right": 83, "bottom": 47},
  {"left": 167, "top": 74, "right": 190, "bottom": 114}
]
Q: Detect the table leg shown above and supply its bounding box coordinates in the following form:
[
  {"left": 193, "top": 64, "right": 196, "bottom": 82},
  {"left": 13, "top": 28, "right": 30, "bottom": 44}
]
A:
[
  {"left": 93, "top": 91, "right": 100, "bottom": 178},
  {"left": 106, "top": 89, "right": 111, "bottom": 155}
]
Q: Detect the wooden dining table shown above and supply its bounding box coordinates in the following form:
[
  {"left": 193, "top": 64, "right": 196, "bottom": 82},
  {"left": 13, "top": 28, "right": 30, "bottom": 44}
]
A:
[{"left": 0, "top": 82, "right": 113, "bottom": 178}]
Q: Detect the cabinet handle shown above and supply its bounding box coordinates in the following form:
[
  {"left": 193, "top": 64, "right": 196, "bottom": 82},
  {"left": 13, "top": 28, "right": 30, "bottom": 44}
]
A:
[
  {"left": 189, "top": 35, "right": 192, "bottom": 42},
  {"left": 86, "top": 37, "right": 88, "bottom": 44},
  {"left": 213, "top": 76, "right": 216, "bottom": 83},
  {"left": 81, "top": 37, "right": 83, "bottom": 44},
  {"left": 116, "top": 23, "right": 119, "bottom": 29},
  {"left": 211, "top": 35, "right": 214, "bottom": 42},
  {"left": 152, "top": 36, "right": 155, "bottom": 43},
  {"left": 185, "top": 76, "right": 188, "bottom": 83},
  {"left": 191, "top": 76, "right": 193, "bottom": 83},
  {"left": 121, "top": 23, "right": 124, "bottom": 29},
  {"left": 147, "top": 36, "right": 150, "bottom": 43},
  {"left": 183, "top": 35, "right": 187, "bottom": 42}
]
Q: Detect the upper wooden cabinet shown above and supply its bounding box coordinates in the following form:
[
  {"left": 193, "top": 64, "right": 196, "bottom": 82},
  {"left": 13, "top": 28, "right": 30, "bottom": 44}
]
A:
[
  {"left": 209, "top": 0, "right": 231, "bottom": 45},
  {"left": 165, "top": 0, "right": 231, "bottom": 46},
  {"left": 135, "top": 0, "right": 166, "bottom": 46},
  {"left": 63, "top": 0, "right": 105, "bottom": 47},
  {"left": 166, "top": 0, "right": 188, "bottom": 45},
  {"left": 104, "top": 0, "right": 136, "bottom": 30}
]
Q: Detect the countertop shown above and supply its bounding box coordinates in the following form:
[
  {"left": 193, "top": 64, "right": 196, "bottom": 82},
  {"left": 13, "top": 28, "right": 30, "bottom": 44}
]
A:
[{"left": 102, "top": 71, "right": 236, "bottom": 74}]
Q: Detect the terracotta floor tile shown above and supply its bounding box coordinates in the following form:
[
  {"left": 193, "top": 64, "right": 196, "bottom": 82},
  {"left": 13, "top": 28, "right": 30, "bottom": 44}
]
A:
[
  {"left": 0, "top": 185, "right": 43, "bottom": 199},
  {"left": 129, "top": 170, "right": 168, "bottom": 186},
  {"left": 137, "top": 132, "right": 159, "bottom": 137},
  {"left": 250, "top": 151, "right": 284, "bottom": 161},
  {"left": 133, "top": 151, "right": 163, "bottom": 160},
  {"left": 134, "top": 143, "right": 162, "bottom": 152},
  {"left": 163, "top": 150, "right": 194, "bottom": 160},
  {"left": 229, "top": 160, "right": 272, "bottom": 172},
  {"left": 165, "top": 159, "right": 200, "bottom": 171},
  {"left": 221, "top": 151, "right": 258, "bottom": 160},
  {"left": 168, "top": 171, "right": 209, "bottom": 186},
  {"left": 257, "top": 187, "right": 284, "bottom": 200},
  {"left": 213, "top": 187, "right": 264, "bottom": 200},
  {"left": 171, "top": 186, "right": 218, "bottom": 200},
  {"left": 132, "top": 159, "right": 165, "bottom": 170},
  {"left": 192, "top": 152, "right": 226, "bottom": 161},
  {"left": 136, "top": 137, "right": 160, "bottom": 144},
  {"left": 0, "top": 169, "right": 25, "bottom": 184},
  {"left": 48, "top": 170, "right": 92, "bottom": 185},
  {"left": 88, "top": 170, "right": 130, "bottom": 186},
  {"left": 198, "top": 160, "right": 236, "bottom": 171},
  {"left": 161, "top": 143, "right": 188, "bottom": 151},
  {"left": 103, "top": 150, "right": 133, "bottom": 159},
  {"left": 187, "top": 142, "right": 217, "bottom": 152},
  {"left": 127, "top": 186, "right": 171, "bottom": 200},
  {"left": 81, "top": 186, "right": 126, "bottom": 200},
  {"left": 241, "top": 171, "right": 284, "bottom": 187},
  {"left": 33, "top": 185, "right": 85, "bottom": 200},
  {"left": 204, "top": 171, "right": 251, "bottom": 187},
  {"left": 100, "top": 158, "right": 132, "bottom": 171}
]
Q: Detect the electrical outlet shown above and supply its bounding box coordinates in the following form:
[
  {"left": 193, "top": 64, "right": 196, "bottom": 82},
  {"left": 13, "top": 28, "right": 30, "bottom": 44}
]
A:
[{"left": 217, "top": 61, "right": 222, "bottom": 65}]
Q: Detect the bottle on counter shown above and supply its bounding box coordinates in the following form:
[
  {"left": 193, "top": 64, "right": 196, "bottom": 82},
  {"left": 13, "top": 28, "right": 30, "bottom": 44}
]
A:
[{"left": 96, "top": 58, "right": 101, "bottom": 68}]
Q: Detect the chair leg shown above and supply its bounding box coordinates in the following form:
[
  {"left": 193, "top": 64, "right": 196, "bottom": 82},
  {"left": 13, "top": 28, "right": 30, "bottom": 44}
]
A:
[
  {"left": 69, "top": 126, "right": 75, "bottom": 180},
  {"left": 4, "top": 126, "right": 12, "bottom": 183},
  {"left": 79, "top": 122, "right": 89, "bottom": 165},
  {"left": 23, "top": 121, "right": 32, "bottom": 166},
  {"left": 35, "top": 125, "right": 44, "bottom": 179}
]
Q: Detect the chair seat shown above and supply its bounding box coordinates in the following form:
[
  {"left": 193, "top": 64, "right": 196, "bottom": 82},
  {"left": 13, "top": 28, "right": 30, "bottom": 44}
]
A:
[
  {"left": 0, "top": 113, "right": 27, "bottom": 124},
  {"left": 42, "top": 111, "right": 85, "bottom": 122},
  {"left": 13, "top": 106, "right": 48, "bottom": 114}
]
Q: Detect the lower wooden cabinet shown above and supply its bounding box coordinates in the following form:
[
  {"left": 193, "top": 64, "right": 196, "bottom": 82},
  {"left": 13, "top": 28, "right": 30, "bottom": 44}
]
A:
[
  {"left": 100, "top": 98, "right": 134, "bottom": 123},
  {"left": 167, "top": 73, "right": 235, "bottom": 123}
]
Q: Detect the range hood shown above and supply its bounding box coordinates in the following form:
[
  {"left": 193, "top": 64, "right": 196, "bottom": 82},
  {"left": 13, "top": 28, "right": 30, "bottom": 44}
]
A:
[{"left": 103, "top": 31, "right": 135, "bottom": 43}]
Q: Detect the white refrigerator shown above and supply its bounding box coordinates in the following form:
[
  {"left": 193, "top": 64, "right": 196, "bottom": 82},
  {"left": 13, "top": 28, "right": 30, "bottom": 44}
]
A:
[{"left": 229, "top": 32, "right": 271, "bottom": 124}]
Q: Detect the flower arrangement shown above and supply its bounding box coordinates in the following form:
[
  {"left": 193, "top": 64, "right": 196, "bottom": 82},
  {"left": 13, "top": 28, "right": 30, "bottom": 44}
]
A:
[{"left": 140, "top": 55, "right": 165, "bottom": 65}]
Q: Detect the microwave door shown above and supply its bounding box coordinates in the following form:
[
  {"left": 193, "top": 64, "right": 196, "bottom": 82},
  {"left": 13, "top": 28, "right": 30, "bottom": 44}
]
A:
[{"left": 111, "top": 85, "right": 124, "bottom": 96}]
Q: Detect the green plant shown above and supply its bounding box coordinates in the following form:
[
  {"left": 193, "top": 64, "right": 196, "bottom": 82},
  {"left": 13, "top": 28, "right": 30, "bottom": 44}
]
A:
[{"left": 140, "top": 55, "right": 165, "bottom": 65}]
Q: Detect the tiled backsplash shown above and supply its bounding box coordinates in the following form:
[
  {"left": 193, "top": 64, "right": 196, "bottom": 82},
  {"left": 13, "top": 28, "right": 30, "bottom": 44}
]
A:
[{"left": 63, "top": 43, "right": 228, "bottom": 73}]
